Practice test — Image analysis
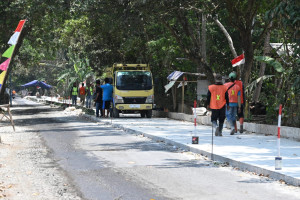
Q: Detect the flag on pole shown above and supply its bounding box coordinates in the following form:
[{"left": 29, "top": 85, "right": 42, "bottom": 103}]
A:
[
  {"left": 0, "top": 58, "right": 11, "bottom": 71},
  {"left": 0, "top": 19, "right": 26, "bottom": 93},
  {"left": 164, "top": 80, "right": 176, "bottom": 93},
  {"left": 0, "top": 71, "right": 7, "bottom": 89},
  {"left": 167, "top": 71, "right": 184, "bottom": 81},
  {"left": 177, "top": 81, "right": 188, "bottom": 88},
  {"left": 8, "top": 32, "right": 20, "bottom": 45},
  {"left": 231, "top": 54, "right": 245, "bottom": 67},
  {"left": 8, "top": 19, "right": 26, "bottom": 45},
  {"left": 2, "top": 45, "right": 15, "bottom": 58}
]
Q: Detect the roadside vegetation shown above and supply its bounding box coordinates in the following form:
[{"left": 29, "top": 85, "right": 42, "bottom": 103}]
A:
[{"left": 0, "top": 0, "right": 299, "bottom": 126}]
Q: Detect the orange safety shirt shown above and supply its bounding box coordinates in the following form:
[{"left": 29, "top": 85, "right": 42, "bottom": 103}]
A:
[
  {"left": 208, "top": 84, "right": 227, "bottom": 109},
  {"left": 224, "top": 82, "right": 241, "bottom": 103},
  {"left": 79, "top": 87, "right": 86, "bottom": 95},
  {"left": 235, "top": 80, "right": 244, "bottom": 104}
]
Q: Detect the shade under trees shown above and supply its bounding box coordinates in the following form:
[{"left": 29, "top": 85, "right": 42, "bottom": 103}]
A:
[{"left": 0, "top": 0, "right": 299, "bottom": 126}]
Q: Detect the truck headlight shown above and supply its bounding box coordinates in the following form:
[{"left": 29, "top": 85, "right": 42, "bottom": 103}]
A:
[
  {"left": 114, "top": 95, "right": 124, "bottom": 103},
  {"left": 145, "top": 95, "right": 154, "bottom": 103}
]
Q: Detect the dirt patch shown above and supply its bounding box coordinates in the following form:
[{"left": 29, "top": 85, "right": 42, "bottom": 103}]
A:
[{"left": 0, "top": 102, "right": 82, "bottom": 200}]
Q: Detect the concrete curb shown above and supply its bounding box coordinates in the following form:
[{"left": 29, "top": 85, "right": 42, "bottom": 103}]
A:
[
  {"left": 23, "top": 97, "right": 300, "bottom": 186},
  {"left": 81, "top": 113, "right": 300, "bottom": 187},
  {"left": 153, "top": 110, "right": 300, "bottom": 141},
  {"left": 25, "top": 97, "right": 300, "bottom": 141}
]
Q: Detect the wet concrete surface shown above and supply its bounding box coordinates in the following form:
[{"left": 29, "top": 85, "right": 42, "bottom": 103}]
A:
[
  {"left": 9, "top": 97, "right": 300, "bottom": 200},
  {"left": 13, "top": 98, "right": 173, "bottom": 200}
]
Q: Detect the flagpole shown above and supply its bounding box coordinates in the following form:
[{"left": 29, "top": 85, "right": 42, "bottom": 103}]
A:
[
  {"left": 0, "top": 19, "right": 27, "bottom": 96},
  {"left": 9, "top": 75, "right": 12, "bottom": 105}
]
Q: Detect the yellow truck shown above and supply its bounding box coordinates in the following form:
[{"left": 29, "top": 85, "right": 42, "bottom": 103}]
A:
[{"left": 110, "top": 64, "right": 154, "bottom": 118}]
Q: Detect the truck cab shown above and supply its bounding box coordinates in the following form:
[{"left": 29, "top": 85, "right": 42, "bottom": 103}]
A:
[{"left": 111, "top": 64, "right": 154, "bottom": 118}]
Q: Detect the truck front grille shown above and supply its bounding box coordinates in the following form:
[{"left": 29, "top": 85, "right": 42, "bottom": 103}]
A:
[{"left": 123, "top": 97, "right": 146, "bottom": 104}]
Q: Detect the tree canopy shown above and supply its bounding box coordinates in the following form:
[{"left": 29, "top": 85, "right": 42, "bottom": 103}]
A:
[{"left": 1, "top": 0, "right": 299, "bottom": 126}]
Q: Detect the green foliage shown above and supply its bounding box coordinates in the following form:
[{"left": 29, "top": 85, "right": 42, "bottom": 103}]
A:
[
  {"left": 1, "top": 0, "right": 299, "bottom": 126},
  {"left": 57, "top": 55, "right": 93, "bottom": 90},
  {"left": 246, "top": 75, "right": 274, "bottom": 98},
  {"left": 83, "top": 107, "right": 95, "bottom": 115},
  {"left": 254, "top": 56, "right": 284, "bottom": 72}
]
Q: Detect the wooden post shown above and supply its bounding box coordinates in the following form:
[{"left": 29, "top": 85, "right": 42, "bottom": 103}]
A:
[
  {"left": 181, "top": 77, "right": 185, "bottom": 113},
  {"left": 0, "top": 104, "right": 15, "bottom": 131}
]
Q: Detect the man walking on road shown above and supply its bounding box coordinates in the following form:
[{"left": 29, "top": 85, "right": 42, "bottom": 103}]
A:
[
  {"left": 100, "top": 78, "right": 113, "bottom": 117},
  {"left": 85, "top": 83, "right": 93, "bottom": 108},
  {"left": 224, "top": 72, "right": 241, "bottom": 135},
  {"left": 235, "top": 76, "right": 246, "bottom": 133},
  {"left": 207, "top": 74, "right": 229, "bottom": 136},
  {"left": 79, "top": 83, "right": 86, "bottom": 106},
  {"left": 70, "top": 82, "right": 78, "bottom": 106},
  {"left": 95, "top": 80, "right": 103, "bottom": 117}
]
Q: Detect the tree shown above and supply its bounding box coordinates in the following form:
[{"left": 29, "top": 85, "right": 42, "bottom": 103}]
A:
[
  {"left": 57, "top": 56, "right": 94, "bottom": 91},
  {"left": 221, "top": 0, "right": 280, "bottom": 87}
]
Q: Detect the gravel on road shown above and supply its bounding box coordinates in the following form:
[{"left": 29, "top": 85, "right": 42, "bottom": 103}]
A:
[{"left": 0, "top": 100, "right": 82, "bottom": 200}]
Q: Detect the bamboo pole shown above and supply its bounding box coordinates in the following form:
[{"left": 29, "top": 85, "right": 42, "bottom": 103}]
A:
[
  {"left": 0, "top": 19, "right": 27, "bottom": 96},
  {"left": 181, "top": 77, "right": 185, "bottom": 113}
]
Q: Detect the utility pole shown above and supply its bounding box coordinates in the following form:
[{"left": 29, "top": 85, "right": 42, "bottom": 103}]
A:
[{"left": 9, "top": 75, "right": 12, "bottom": 106}]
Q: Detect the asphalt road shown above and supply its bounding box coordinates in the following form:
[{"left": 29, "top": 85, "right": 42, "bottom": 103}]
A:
[{"left": 10, "top": 97, "right": 300, "bottom": 200}]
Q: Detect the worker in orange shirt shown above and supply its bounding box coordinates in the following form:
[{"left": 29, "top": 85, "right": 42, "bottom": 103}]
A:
[
  {"left": 12, "top": 90, "right": 16, "bottom": 99},
  {"left": 224, "top": 72, "right": 241, "bottom": 135},
  {"left": 79, "top": 83, "right": 86, "bottom": 106},
  {"left": 206, "top": 74, "right": 229, "bottom": 136},
  {"left": 235, "top": 76, "right": 245, "bottom": 133}
]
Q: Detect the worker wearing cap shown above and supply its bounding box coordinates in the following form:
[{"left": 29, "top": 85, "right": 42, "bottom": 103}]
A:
[
  {"left": 224, "top": 72, "right": 241, "bottom": 135},
  {"left": 206, "top": 74, "right": 229, "bottom": 136}
]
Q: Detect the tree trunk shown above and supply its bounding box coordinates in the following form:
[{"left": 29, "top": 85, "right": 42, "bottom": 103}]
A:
[
  {"left": 240, "top": 30, "right": 254, "bottom": 88},
  {"left": 196, "top": 14, "right": 201, "bottom": 73},
  {"left": 213, "top": 17, "right": 241, "bottom": 79},
  {"left": 190, "top": 55, "right": 215, "bottom": 84},
  {"left": 160, "top": 16, "right": 215, "bottom": 84},
  {"left": 252, "top": 27, "right": 272, "bottom": 102},
  {"left": 201, "top": 13, "right": 207, "bottom": 66},
  {"left": 213, "top": 18, "right": 237, "bottom": 58}
]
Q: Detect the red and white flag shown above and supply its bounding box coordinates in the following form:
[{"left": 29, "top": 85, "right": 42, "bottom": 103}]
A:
[
  {"left": 8, "top": 20, "right": 26, "bottom": 45},
  {"left": 231, "top": 54, "right": 245, "bottom": 67}
]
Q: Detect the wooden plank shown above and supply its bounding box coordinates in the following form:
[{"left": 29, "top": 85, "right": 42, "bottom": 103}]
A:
[{"left": 0, "top": 104, "right": 15, "bottom": 131}]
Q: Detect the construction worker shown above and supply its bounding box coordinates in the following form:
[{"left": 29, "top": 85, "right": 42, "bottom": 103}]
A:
[
  {"left": 235, "top": 76, "right": 246, "bottom": 133},
  {"left": 12, "top": 90, "right": 16, "bottom": 99},
  {"left": 70, "top": 82, "right": 78, "bottom": 106},
  {"left": 85, "top": 83, "right": 93, "bottom": 108},
  {"left": 95, "top": 80, "right": 104, "bottom": 117},
  {"left": 207, "top": 74, "right": 229, "bottom": 136},
  {"left": 79, "top": 83, "right": 86, "bottom": 106},
  {"left": 100, "top": 78, "right": 113, "bottom": 117},
  {"left": 224, "top": 72, "right": 241, "bottom": 135}
]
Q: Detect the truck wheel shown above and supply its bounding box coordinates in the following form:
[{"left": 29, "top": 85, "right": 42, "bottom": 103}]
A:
[
  {"left": 113, "top": 107, "right": 119, "bottom": 118},
  {"left": 140, "top": 111, "right": 146, "bottom": 118},
  {"left": 146, "top": 110, "right": 152, "bottom": 118}
]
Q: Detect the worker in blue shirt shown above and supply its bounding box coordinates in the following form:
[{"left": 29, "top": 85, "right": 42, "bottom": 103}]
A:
[{"left": 101, "top": 78, "right": 113, "bottom": 117}]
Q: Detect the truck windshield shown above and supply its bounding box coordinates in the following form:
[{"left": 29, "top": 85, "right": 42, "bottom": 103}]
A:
[{"left": 116, "top": 71, "right": 152, "bottom": 90}]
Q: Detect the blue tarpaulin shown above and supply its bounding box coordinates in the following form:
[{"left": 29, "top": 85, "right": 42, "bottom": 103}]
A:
[{"left": 21, "top": 80, "right": 52, "bottom": 89}]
